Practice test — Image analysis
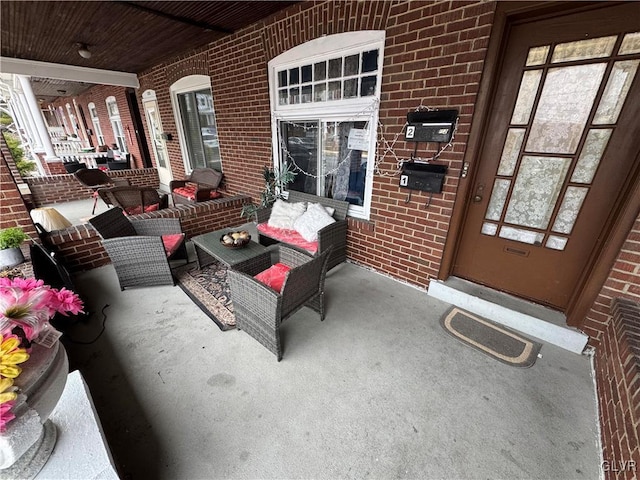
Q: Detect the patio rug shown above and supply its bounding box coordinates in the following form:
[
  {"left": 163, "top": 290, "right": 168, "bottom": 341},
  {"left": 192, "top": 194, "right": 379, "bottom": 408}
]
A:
[
  {"left": 440, "top": 307, "right": 542, "bottom": 368},
  {"left": 174, "top": 261, "right": 235, "bottom": 331}
]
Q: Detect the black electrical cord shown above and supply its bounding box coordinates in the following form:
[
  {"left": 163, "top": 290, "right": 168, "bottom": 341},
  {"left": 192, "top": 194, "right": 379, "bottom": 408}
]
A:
[{"left": 63, "top": 304, "right": 110, "bottom": 345}]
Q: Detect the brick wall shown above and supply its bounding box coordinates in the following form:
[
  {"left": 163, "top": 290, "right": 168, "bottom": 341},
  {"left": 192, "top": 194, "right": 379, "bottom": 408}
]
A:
[
  {"left": 40, "top": 195, "right": 250, "bottom": 273},
  {"left": 0, "top": 133, "right": 38, "bottom": 245},
  {"left": 595, "top": 298, "right": 640, "bottom": 479},
  {"left": 136, "top": 0, "right": 495, "bottom": 289}
]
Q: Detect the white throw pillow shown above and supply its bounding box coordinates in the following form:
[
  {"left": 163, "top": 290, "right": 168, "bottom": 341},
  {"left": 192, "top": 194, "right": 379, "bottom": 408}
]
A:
[
  {"left": 267, "top": 199, "right": 307, "bottom": 230},
  {"left": 294, "top": 202, "right": 336, "bottom": 242},
  {"left": 315, "top": 203, "right": 335, "bottom": 218}
]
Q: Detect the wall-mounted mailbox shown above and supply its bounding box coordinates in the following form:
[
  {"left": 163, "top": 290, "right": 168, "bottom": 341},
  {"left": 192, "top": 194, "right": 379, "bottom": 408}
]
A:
[
  {"left": 400, "top": 163, "right": 448, "bottom": 193},
  {"left": 404, "top": 109, "right": 458, "bottom": 143}
]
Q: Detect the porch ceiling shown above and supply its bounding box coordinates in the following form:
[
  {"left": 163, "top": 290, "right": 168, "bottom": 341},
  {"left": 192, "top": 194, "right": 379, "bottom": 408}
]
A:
[{"left": 1, "top": 1, "right": 299, "bottom": 100}]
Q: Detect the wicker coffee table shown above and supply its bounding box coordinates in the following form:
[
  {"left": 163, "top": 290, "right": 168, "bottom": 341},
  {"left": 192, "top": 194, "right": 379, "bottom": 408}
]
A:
[{"left": 191, "top": 229, "right": 268, "bottom": 269}]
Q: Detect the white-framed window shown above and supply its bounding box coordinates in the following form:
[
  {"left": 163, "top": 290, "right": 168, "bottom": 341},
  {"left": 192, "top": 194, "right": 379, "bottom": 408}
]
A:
[
  {"left": 105, "top": 96, "right": 127, "bottom": 153},
  {"left": 88, "top": 102, "right": 105, "bottom": 145},
  {"left": 170, "top": 75, "right": 221, "bottom": 172},
  {"left": 269, "top": 31, "right": 385, "bottom": 219}
]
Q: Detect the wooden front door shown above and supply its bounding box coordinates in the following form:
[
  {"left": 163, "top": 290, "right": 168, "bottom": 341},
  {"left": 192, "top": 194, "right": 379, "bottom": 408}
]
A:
[{"left": 453, "top": 4, "right": 640, "bottom": 310}]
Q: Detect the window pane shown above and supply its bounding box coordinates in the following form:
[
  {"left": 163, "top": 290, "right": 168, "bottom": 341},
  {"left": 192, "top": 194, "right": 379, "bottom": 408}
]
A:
[
  {"left": 281, "top": 121, "right": 318, "bottom": 194},
  {"left": 571, "top": 129, "right": 612, "bottom": 183},
  {"left": 498, "top": 129, "right": 525, "bottom": 176},
  {"left": 329, "top": 121, "right": 368, "bottom": 205},
  {"left": 344, "top": 79, "right": 358, "bottom": 98},
  {"left": 511, "top": 70, "right": 542, "bottom": 124},
  {"left": 314, "top": 83, "right": 326, "bottom": 102},
  {"left": 546, "top": 235, "right": 568, "bottom": 251},
  {"left": 345, "top": 54, "right": 359, "bottom": 76},
  {"left": 526, "top": 46, "right": 550, "bottom": 66},
  {"left": 301, "top": 85, "right": 312, "bottom": 103},
  {"left": 551, "top": 36, "right": 616, "bottom": 63},
  {"left": 525, "top": 64, "right": 606, "bottom": 154},
  {"left": 278, "top": 70, "right": 288, "bottom": 87},
  {"left": 504, "top": 156, "right": 571, "bottom": 229},
  {"left": 289, "top": 87, "right": 300, "bottom": 104},
  {"left": 329, "top": 58, "right": 342, "bottom": 79},
  {"left": 289, "top": 68, "right": 299, "bottom": 85},
  {"left": 362, "top": 50, "right": 378, "bottom": 73},
  {"left": 593, "top": 60, "right": 639, "bottom": 124},
  {"left": 360, "top": 76, "right": 377, "bottom": 96},
  {"left": 620, "top": 32, "right": 640, "bottom": 55},
  {"left": 302, "top": 65, "right": 312, "bottom": 83},
  {"left": 279, "top": 89, "right": 288, "bottom": 106},
  {"left": 328, "top": 81, "right": 341, "bottom": 100},
  {"left": 314, "top": 61, "right": 327, "bottom": 81},
  {"left": 481, "top": 222, "right": 498, "bottom": 236}
]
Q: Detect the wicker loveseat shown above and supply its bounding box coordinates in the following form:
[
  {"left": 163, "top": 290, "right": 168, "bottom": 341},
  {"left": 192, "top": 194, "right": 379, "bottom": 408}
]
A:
[
  {"left": 170, "top": 168, "right": 223, "bottom": 205},
  {"left": 255, "top": 190, "right": 348, "bottom": 271}
]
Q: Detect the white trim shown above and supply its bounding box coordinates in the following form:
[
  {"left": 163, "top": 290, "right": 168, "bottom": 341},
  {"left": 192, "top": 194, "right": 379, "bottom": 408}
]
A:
[
  {"left": 142, "top": 89, "right": 157, "bottom": 101},
  {"left": 169, "top": 75, "right": 215, "bottom": 174},
  {"left": 268, "top": 31, "right": 385, "bottom": 220},
  {"left": 0, "top": 57, "right": 139, "bottom": 88}
]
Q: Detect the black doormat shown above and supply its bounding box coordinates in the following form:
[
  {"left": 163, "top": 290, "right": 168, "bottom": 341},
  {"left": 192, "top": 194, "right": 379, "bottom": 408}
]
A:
[
  {"left": 440, "top": 307, "right": 542, "bottom": 368},
  {"left": 174, "top": 261, "right": 235, "bottom": 331}
]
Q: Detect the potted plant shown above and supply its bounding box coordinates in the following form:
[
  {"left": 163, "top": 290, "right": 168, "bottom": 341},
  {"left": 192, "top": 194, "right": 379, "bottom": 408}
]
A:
[
  {"left": 0, "top": 227, "right": 28, "bottom": 269},
  {"left": 240, "top": 163, "right": 297, "bottom": 221}
]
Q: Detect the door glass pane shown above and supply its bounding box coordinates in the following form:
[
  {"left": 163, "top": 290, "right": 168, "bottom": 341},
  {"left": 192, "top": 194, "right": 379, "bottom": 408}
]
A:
[
  {"left": 620, "top": 32, "right": 640, "bottom": 55},
  {"left": 485, "top": 179, "right": 511, "bottom": 221},
  {"left": 525, "top": 64, "right": 606, "bottom": 154},
  {"left": 511, "top": 70, "right": 542, "bottom": 124},
  {"left": 481, "top": 222, "right": 498, "bottom": 236},
  {"left": 498, "top": 129, "right": 525, "bottom": 176},
  {"left": 552, "top": 186, "right": 588, "bottom": 234},
  {"left": 504, "top": 156, "right": 571, "bottom": 229},
  {"left": 551, "top": 36, "right": 616, "bottom": 63},
  {"left": 196, "top": 91, "right": 221, "bottom": 170},
  {"left": 593, "top": 60, "right": 639, "bottom": 124},
  {"left": 546, "top": 235, "right": 568, "bottom": 251},
  {"left": 526, "top": 46, "right": 550, "bottom": 66},
  {"left": 571, "top": 129, "right": 612, "bottom": 183},
  {"left": 499, "top": 226, "right": 544, "bottom": 245}
]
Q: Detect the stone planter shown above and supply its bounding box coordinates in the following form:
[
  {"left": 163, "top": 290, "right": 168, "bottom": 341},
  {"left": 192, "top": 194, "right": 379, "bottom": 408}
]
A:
[{"left": 0, "top": 248, "right": 24, "bottom": 270}]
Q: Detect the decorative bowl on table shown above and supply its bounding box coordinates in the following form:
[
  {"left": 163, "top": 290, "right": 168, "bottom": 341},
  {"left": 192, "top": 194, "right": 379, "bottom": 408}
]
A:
[{"left": 220, "top": 230, "right": 251, "bottom": 249}]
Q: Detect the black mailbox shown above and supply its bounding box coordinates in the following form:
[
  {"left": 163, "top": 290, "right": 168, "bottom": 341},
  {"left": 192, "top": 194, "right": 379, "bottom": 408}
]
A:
[
  {"left": 399, "top": 163, "right": 447, "bottom": 193},
  {"left": 405, "top": 109, "right": 458, "bottom": 143}
]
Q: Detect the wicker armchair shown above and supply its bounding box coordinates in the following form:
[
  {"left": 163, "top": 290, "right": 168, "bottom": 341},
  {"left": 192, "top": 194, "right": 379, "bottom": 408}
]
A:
[
  {"left": 73, "top": 168, "right": 130, "bottom": 214},
  {"left": 169, "top": 167, "right": 223, "bottom": 204},
  {"left": 98, "top": 186, "right": 169, "bottom": 215},
  {"left": 227, "top": 245, "right": 332, "bottom": 361},
  {"left": 89, "top": 207, "right": 187, "bottom": 290}
]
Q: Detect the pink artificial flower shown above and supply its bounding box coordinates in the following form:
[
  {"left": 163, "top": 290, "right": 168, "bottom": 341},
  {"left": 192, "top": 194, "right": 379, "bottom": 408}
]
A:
[
  {"left": 0, "top": 401, "right": 16, "bottom": 432},
  {"left": 52, "top": 288, "right": 84, "bottom": 316}
]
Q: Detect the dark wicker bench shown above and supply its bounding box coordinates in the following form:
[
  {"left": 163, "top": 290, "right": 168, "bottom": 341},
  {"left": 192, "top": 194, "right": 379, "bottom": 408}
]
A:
[{"left": 255, "top": 190, "right": 348, "bottom": 271}]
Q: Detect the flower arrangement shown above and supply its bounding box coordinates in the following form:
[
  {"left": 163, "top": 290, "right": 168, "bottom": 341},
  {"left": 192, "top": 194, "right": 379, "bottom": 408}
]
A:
[{"left": 0, "top": 276, "right": 83, "bottom": 433}]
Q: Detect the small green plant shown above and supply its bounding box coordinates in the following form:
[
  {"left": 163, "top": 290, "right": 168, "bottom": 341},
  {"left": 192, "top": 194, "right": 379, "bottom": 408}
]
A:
[
  {"left": 241, "top": 163, "right": 297, "bottom": 221},
  {"left": 0, "top": 227, "right": 28, "bottom": 250},
  {"left": 3, "top": 132, "right": 36, "bottom": 177}
]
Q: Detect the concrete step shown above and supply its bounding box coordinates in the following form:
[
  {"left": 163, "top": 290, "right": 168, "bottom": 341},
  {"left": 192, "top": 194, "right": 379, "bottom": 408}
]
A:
[{"left": 427, "top": 277, "right": 589, "bottom": 354}]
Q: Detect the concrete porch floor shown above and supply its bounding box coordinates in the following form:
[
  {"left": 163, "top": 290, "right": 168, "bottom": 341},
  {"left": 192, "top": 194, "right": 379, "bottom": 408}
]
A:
[{"left": 44, "top": 199, "right": 602, "bottom": 479}]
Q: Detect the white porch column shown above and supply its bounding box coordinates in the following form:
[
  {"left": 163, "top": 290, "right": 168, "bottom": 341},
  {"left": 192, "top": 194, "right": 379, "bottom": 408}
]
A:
[{"left": 16, "top": 74, "right": 57, "bottom": 160}]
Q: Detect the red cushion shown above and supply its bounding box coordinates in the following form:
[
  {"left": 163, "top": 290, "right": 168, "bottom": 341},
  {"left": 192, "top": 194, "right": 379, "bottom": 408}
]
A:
[
  {"left": 256, "top": 223, "right": 318, "bottom": 254},
  {"left": 123, "top": 203, "right": 160, "bottom": 216},
  {"left": 254, "top": 263, "right": 292, "bottom": 293},
  {"left": 162, "top": 233, "right": 185, "bottom": 257},
  {"left": 173, "top": 185, "right": 222, "bottom": 201}
]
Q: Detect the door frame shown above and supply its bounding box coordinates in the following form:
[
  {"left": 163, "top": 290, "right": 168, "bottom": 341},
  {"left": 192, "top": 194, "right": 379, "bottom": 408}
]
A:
[{"left": 440, "top": 1, "right": 640, "bottom": 328}]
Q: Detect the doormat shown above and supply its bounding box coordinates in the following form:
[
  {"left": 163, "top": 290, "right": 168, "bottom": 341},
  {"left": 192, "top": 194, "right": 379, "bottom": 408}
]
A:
[
  {"left": 440, "top": 307, "right": 542, "bottom": 368},
  {"left": 174, "top": 261, "right": 235, "bottom": 331}
]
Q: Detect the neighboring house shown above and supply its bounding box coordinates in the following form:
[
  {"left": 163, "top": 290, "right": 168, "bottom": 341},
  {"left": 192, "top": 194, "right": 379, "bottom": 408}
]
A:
[{"left": 1, "top": 1, "right": 638, "bottom": 475}]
